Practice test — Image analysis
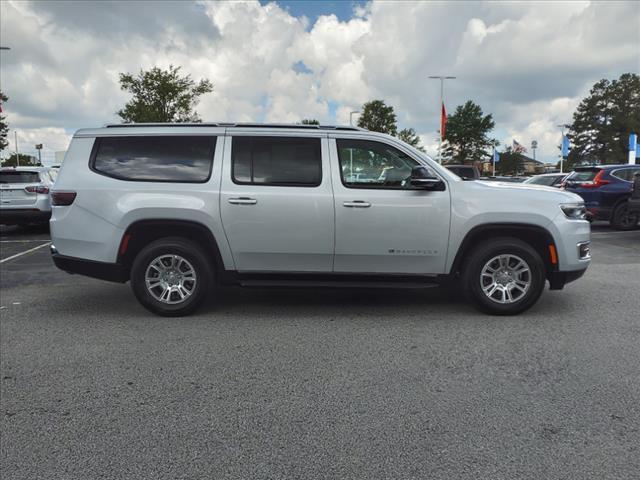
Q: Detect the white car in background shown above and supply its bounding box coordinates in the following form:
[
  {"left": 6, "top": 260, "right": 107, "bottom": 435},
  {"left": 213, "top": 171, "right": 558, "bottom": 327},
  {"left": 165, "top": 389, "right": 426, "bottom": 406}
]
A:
[{"left": 0, "top": 166, "right": 57, "bottom": 226}]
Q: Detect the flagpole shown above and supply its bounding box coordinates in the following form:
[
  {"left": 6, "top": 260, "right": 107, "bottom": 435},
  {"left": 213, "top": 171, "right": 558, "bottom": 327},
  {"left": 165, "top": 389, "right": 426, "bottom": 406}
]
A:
[{"left": 429, "top": 75, "right": 456, "bottom": 164}]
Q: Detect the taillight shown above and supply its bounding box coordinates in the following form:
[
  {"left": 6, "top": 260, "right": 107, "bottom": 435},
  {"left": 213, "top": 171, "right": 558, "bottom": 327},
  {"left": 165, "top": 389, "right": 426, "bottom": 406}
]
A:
[
  {"left": 580, "top": 170, "right": 609, "bottom": 188},
  {"left": 51, "top": 191, "right": 77, "bottom": 206},
  {"left": 24, "top": 185, "right": 49, "bottom": 194}
]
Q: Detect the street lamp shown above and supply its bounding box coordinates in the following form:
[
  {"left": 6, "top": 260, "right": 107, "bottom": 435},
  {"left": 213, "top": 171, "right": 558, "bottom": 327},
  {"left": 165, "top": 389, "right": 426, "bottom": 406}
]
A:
[
  {"left": 429, "top": 75, "right": 456, "bottom": 164},
  {"left": 349, "top": 111, "right": 360, "bottom": 127},
  {"left": 35, "top": 144, "right": 43, "bottom": 165}
]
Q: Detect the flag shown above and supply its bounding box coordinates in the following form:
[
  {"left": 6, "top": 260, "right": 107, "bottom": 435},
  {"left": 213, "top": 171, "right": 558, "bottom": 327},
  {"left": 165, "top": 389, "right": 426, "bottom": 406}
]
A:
[
  {"left": 512, "top": 139, "right": 526, "bottom": 154},
  {"left": 493, "top": 149, "right": 500, "bottom": 163},
  {"left": 561, "top": 135, "right": 570, "bottom": 158},
  {"left": 440, "top": 103, "right": 447, "bottom": 140},
  {"left": 629, "top": 133, "right": 637, "bottom": 153}
]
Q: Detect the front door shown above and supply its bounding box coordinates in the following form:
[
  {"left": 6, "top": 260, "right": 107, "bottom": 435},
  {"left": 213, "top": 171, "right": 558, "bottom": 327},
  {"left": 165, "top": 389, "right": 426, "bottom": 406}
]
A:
[
  {"left": 330, "top": 137, "right": 451, "bottom": 274},
  {"left": 220, "top": 134, "right": 334, "bottom": 272}
]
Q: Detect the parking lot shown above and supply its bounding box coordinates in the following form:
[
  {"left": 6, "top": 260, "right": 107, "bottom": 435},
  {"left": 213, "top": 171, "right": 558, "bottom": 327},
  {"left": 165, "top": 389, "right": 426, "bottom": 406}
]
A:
[{"left": 1, "top": 224, "right": 639, "bottom": 479}]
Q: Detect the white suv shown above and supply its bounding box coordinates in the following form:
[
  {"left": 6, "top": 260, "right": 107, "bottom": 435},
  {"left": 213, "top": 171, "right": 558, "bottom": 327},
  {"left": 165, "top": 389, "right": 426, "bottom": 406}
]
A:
[
  {"left": 50, "top": 124, "right": 591, "bottom": 316},
  {"left": 1, "top": 166, "right": 57, "bottom": 226}
]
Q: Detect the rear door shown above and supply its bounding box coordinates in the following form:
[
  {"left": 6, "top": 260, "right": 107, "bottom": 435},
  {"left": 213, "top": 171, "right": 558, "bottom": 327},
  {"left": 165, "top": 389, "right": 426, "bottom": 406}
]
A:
[
  {"left": 219, "top": 133, "right": 334, "bottom": 272},
  {"left": 0, "top": 170, "right": 41, "bottom": 207},
  {"left": 329, "top": 136, "right": 451, "bottom": 274}
]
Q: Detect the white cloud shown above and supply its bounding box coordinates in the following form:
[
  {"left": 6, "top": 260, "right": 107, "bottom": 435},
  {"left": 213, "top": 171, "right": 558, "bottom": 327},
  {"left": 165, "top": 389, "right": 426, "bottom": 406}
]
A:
[{"left": 0, "top": 0, "right": 638, "bottom": 165}]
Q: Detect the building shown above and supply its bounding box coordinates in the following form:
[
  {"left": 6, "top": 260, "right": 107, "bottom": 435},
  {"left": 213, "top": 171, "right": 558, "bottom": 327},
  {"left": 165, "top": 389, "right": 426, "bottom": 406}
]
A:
[{"left": 520, "top": 154, "right": 545, "bottom": 174}]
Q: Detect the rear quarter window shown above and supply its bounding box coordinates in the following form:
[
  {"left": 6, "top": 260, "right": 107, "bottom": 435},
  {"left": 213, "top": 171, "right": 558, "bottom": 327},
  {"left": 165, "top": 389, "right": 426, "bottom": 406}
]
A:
[{"left": 92, "top": 136, "right": 216, "bottom": 183}]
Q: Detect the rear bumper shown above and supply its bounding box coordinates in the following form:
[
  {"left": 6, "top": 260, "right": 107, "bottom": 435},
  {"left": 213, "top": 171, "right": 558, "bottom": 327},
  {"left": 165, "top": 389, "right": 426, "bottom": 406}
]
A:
[
  {"left": 0, "top": 209, "right": 51, "bottom": 224},
  {"left": 51, "top": 250, "right": 129, "bottom": 283},
  {"left": 548, "top": 267, "right": 588, "bottom": 290}
]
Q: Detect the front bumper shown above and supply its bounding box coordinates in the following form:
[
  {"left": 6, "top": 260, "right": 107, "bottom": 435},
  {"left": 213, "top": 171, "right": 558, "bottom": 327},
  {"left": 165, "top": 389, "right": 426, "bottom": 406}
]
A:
[
  {"left": 548, "top": 267, "right": 588, "bottom": 290},
  {"left": 0, "top": 209, "right": 51, "bottom": 225},
  {"left": 51, "top": 249, "right": 129, "bottom": 283}
]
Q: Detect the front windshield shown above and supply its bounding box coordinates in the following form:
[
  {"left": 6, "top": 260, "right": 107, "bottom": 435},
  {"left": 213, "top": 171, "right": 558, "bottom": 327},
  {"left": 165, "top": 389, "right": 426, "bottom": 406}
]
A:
[{"left": 526, "top": 176, "right": 558, "bottom": 186}]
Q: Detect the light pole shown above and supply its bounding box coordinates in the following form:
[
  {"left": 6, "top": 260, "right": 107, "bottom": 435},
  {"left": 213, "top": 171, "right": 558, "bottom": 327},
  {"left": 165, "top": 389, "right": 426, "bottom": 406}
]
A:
[
  {"left": 429, "top": 75, "right": 456, "bottom": 164},
  {"left": 14, "top": 131, "right": 20, "bottom": 166},
  {"left": 349, "top": 111, "right": 360, "bottom": 127},
  {"left": 35, "top": 144, "right": 43, "bottom": 165},
  {"left": 557, "top": 124, "right": 569, "bottom": 173}
]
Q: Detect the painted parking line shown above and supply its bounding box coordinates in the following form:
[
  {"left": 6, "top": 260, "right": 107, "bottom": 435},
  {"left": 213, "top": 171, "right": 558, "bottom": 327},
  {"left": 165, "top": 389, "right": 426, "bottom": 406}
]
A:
[
  {"left": 0, "top": 242, "right": 51, "bottom": 264},
  {"left": 591, "top": 230, "right": 640, "bottom": 235}
]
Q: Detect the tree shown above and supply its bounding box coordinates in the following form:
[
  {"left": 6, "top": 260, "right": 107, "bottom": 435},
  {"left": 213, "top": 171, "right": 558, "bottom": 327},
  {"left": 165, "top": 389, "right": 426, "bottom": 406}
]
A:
[
  {"left": 0, "top": 91, "right": 8, "bottom": 151},
  {"left": 1, "top": 153, "right": 41, "bottom": 167},
  {"left": 398, "top": 128, "right": 425, "bottom": 152},
  {"left": 568, "top": 73, "right": 640, "bottom": 167},
  {"left": 494, "top": 147, "right": 521, "bottom": 175},
  {"left": 301, "top": 119, "right": 319, "bottom": 125},
  {"left": 443, "top": 100, "right": 495, "bottom": 164},
  {"left": 117, "top": 65, "right": 213, "bottom": 123},
  {"left": 357, "top": 100, "right": 397, "bottom": 135}
]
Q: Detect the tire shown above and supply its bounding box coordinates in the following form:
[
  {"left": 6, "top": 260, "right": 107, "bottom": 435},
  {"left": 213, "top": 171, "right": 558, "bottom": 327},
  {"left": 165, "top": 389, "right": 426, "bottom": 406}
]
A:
[
  {"left": 610, "top": 202, "right": 639, "bottom": 231},
  {"left": 130, "top": 237, "right": 213, "bottom": 317},
  {"left": 462, "top": 237, "right": 546, "bottom": 315}
]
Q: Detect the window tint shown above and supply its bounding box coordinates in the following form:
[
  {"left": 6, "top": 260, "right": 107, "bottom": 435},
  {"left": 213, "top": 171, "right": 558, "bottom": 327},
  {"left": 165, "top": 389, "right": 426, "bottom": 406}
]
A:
[
  {"left": 611, "top": 168, "right": 634, "bottom": 181},
  {"left": 93, "top": 136, "right": 216, "bottom": 182},
  {"left": 0, "top": 171, "right": 41, "bottom": 184},
  {"left": 232, "top": 137, "right": 321, "bottom": 186},
  {"left": 336, "top": 139, "right": 423, "bottom": 189}
]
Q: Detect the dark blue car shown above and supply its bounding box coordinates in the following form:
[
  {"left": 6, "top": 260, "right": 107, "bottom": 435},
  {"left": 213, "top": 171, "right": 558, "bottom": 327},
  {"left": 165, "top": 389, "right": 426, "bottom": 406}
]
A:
[{"left": 563, "top": 164, "right": 640, "bottom": 230}]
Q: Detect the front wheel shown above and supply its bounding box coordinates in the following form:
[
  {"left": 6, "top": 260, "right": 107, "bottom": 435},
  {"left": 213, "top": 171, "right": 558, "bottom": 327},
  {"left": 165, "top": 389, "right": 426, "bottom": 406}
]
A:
[
  {"left": 463, "top": 237, "right": 546, "bottom": 315},
  {"left": 130, "top": 237, "right": 213, "bottom": 317}
]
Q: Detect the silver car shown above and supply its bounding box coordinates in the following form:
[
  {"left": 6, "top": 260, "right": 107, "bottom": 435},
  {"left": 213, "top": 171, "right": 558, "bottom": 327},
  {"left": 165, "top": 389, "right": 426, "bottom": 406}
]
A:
[{"left": 0, "top": 166, "right": 56, "bottom": 226}]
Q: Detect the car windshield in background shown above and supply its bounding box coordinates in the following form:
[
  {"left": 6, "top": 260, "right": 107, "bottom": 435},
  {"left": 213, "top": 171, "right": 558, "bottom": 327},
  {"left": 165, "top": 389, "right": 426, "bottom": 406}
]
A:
[
  {"left": 566, "top": 169, "right": 600, "bottom": 183},
  {"left": 0, "top": 171, "right": 41, "bottom": 184},
  {"left": 527, "top": 176, "right": 560, "bottom": 186}
]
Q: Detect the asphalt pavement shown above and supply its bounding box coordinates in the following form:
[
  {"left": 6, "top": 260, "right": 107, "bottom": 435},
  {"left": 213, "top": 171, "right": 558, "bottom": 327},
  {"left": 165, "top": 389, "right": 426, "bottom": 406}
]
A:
[{"left": 1, "top": 223, "right": 639, "bottom": 479}]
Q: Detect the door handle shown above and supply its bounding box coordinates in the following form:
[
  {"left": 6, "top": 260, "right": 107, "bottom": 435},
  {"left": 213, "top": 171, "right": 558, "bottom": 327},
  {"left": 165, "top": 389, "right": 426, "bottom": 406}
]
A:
[
  {"left": 228, "top": 197, "right": 257, "bottom": 205},
  {"left": 343, "top": 200, "right": 371, "bottom": 208}
]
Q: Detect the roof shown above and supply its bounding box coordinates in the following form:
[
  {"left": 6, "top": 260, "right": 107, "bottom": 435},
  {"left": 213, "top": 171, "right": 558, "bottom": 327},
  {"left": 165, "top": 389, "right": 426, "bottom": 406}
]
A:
[{"left": 103, "top": 122, "right": 365, "bottom": 132}]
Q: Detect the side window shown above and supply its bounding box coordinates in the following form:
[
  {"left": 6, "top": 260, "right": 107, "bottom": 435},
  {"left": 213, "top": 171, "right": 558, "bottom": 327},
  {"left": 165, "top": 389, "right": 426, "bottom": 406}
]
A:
[
  {"left": 336, "top": 139, "right": 425, "bottom": 189},
  {"left": 92, "top": 136, "right": 216, "bottom": 182},
  {"left": 611, "top": 169, "right": 630, "bottom": 181},
  {"left": 232, "top": 136, "right": 321, "bottom": 187}
]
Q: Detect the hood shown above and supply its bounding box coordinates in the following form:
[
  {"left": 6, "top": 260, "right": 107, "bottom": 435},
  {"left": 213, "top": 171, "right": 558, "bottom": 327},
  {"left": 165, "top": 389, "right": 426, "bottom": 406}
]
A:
[{"left": 474, "top": 180, "right": 584, "bottom": 204}]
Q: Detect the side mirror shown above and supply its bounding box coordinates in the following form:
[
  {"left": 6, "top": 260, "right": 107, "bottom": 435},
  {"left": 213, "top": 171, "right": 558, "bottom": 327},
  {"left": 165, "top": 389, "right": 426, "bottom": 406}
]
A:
[{"left": 410, "top": 166, "right": 445, "bottom": 190}]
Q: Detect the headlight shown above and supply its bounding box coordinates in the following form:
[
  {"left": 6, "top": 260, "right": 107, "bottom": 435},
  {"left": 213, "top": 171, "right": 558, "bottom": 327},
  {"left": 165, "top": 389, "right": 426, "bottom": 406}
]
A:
[{"left": 560, "top": 203, "right": 587, "bottom": 220}]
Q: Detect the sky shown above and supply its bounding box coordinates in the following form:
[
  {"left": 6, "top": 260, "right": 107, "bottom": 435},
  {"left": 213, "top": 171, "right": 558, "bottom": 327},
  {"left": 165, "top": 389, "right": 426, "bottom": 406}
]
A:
[{"left": 0, "top": 0, "right": 638, "bottom": 165}]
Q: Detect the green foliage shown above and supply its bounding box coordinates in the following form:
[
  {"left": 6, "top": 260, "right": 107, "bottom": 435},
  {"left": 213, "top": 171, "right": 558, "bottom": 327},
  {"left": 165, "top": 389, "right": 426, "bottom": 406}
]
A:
[
  {"left": 1, "top": 153, "right": 41, "bottom": 167},
  {"left": 357, "top": 100, "right": 397, "bottom": 135},
  {"left": 117, "top": 65, "right": 213, "bottom": 123},
  {"left": 301, "top": 119, "right": 320, "bottom": 125},
  {"left": 0, "top": 91, "right": 8, "bottom": 151},
  {"left": 568, "top": 73, "right": 640, "bottom": 167},
  {"left": 443, "top": 100, "right": 496, "bottom": 164},
  {"left": 494, "top": 147, "right": 522, "bottom": 175},
  {"left": 398, "top": 128, "right": 425, "bottom": 152}
]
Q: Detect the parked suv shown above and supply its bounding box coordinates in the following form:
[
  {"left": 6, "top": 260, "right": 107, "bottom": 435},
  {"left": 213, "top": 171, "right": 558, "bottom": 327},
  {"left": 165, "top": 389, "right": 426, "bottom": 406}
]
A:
[
  {"left": 0, "top": 167, "right": 56, "bottom": 226},
  {"left": 50, "top": 124, "right": 591, "bottom": 316},
  {"left": 563, "top": 164, "right": 640, "bottom": 230}
]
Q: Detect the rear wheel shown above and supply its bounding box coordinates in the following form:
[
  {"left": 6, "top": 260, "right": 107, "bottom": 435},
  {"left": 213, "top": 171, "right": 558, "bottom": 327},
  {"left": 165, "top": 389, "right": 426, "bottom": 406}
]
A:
[
  {"left": 130, "top": 237, "right": 213, "bottom": 316},
  {"left": 463, "top": 237, "right": 546, "bottom": 315},
  {"left": 610, "top": 202, "right": 639, "bottom": 231}
]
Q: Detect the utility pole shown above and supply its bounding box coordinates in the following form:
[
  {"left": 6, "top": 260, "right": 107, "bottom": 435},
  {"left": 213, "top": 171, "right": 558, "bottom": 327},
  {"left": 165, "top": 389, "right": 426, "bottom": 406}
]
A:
[
  {"left": 349, "top": 111, "right": 360, "bottom": 127},
  {"left": 429, "top": 75, "right": 455, "bottom": 164}
]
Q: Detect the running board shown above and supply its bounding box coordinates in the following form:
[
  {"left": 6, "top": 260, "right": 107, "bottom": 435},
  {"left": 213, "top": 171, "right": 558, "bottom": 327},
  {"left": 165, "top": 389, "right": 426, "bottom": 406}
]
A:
[{"left": 238, "top": 279, "right": 439, "bottom": 289}]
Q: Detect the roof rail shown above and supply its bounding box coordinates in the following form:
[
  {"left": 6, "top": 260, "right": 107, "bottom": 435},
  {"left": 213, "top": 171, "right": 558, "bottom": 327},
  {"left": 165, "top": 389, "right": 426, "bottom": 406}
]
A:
[{"left": 103, "top": 122, "right": 364, "bottom": 131}]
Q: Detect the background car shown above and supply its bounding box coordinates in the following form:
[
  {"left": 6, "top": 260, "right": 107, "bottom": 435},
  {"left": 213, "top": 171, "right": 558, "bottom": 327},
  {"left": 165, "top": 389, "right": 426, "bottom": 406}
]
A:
[
  {"left": 563, "top": 164, "right": 640, "bottom": 230},
  {"left": 523, "top": 173, "right": 567, "bottom": 187},
  {"left": 444, "top": 164, "right": 480, "bottom": 180},
  {"left": 0, "top": 166, "right": 56, "bottom": 227}
]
